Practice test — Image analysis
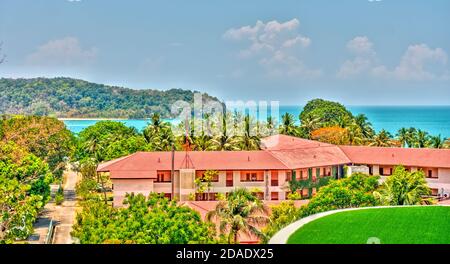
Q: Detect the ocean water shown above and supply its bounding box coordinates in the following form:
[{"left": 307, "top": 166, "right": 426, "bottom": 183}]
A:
[{"left": 63, "top": 106, "right": 450, "bottom": 137}]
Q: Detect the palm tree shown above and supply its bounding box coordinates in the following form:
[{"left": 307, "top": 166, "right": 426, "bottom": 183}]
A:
[
  {"left": 210, "top": 113, "right": 239, "bottom": 151},
  {"left": 373, "top": 166, "right": 431, "bottom": 205},
  {"left": 396, "top": 127, "right": 410, "bottom": 148},
  {"left": 369, "top": 129, "right": 393, "bottom": 147},
  {"left": 347, "top": 122, "right": 363, "bottom": 145},
  {"left": 299, "top": 116, "right": 320, "bottom": 139},
  {"left": 415, "top": 129, "right": 429, "bottom": 148},
  {"left": 429, "top": 134, "right": 444, "bottom": 149},
  {"left": 192, "top": 132, "right": 213, "bottom": 151},
  {"left": 354, "top": 114, "right": 374, "bottom": 139},
  {"left": 206, "top": 188, "right": 269, "bottom": 244},
  {"left": 144, "top": 113, "right": 175, "bottom": 151},
  {"left": 238, "top": 114, "right": 260, "bottom": 150},
  {"left": 279, "top": 113, "right": 298, "bottom": 136}
]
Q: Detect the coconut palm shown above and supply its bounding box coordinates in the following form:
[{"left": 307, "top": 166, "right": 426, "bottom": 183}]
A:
[
  {"left": 369, "top": 129, "right": 393, "bottom": 147},
  {"left": 415, "top": 129, "right": 430, "bottom": 148},
  {"left": 373, "top": 166, "right": 431, "bottom": 205},
  {"left": 396, "top": 127, "right": 410, "bottom": 148},
  {"left": 299, "top": 116, "right": 320, "bottom": 139},
  {"left": 354, "top": 114, "right": 375, "bottom": 139},
  {"left": 206, "top": 188, "right": 269, "bottom": 244},
  {"left": 429, "top": 135, "right": 445, "bottom": 149},
  {"left": 238, "top": 114, "right": 260, "bottom": 150},
  {"left": 279, "top": 113, "right": 298, "bottom": 136},
  {"left": 210, "top": 113, "right": 239, "bottom": 151},
  {"left": 347, "top": 122, "right": 364, "bottom": 145}
]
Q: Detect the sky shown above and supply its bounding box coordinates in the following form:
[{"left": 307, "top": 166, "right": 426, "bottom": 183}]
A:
[{"left": 0, "top": 0, "right": 449, "bottom": 105}]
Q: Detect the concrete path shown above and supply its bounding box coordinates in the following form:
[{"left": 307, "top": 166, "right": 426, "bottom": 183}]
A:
[
  {"left": 53, "top": 168, "right": 78, "bottom": 244},
  {"left": 26, "top": 166, "right": 79, "bottom": 244}
]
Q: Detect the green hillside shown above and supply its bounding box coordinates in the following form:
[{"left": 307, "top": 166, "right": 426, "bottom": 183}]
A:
[{"left": 0, "top": 77, "right": 222, "bottom": 119}]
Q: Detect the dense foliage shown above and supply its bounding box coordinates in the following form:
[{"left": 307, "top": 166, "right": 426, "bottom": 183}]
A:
[
  {"left": 0, "top": 77, "right": 222, "bottom": 118},
  {"left": 206, "top": 188, "right": 269, "bottom": 244},
  {"left": 75, "top": 120, "right": 148, "bottom": 163},
  {"left": 0, "top": 115, "right": 74, "bottom": 178},
  {"left": 71, "top": 193, "right": 216, "bottom": 244},
  {"left": 0, "top": 141, "right": 52, "bottom": 243},
  {"left": 262, "top": 201, "right": 301, "bottom": 243},
  {"left": 301, "top": 173, "right": 380, "bottom": 217},
  {"left": 300, "top": 98, "right": 354, "bottom": 128},
  {"left": 374, "top": 166, "right": 431, "bottom": 205}
]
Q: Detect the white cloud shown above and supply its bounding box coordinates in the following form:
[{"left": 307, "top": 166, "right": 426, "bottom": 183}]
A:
[
  {"left": 372, "top": 44, "right": 448, "bottom": 80},
  {"left": 346, "top": 36, "right": 375, "bottom": 55},
  {"left": 26, "top": 37, "right": 96, "bottom": 67},
  {"left": 338, "top": 37, "right": 448, "bottom": 81},
  {"left": 223, "top": 18, "right": 319, "bottom": 78},
  {"left": 337, "top": 36, "right": 376, "bottom": 79},
  {"left": 67, "top": 0, "right": 82, "bottom": 2}
]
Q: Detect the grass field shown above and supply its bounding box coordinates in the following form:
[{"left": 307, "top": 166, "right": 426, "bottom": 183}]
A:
[{"left": 287, "top": 206, "right": 450, "bottom": 244}]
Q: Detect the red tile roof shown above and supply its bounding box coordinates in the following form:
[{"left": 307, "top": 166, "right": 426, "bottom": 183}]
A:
[
  {"left": 97, "top": 135, "right": 450, "bottom": 178},
  {"left": 262, "top": 134, "right": 351, "bottom": 168},
  {"left": 339, "top": 145, "right": 450, "bottom": 169},
  {"left": 98, "top": 151, "right": 290, "bottom": 178}
]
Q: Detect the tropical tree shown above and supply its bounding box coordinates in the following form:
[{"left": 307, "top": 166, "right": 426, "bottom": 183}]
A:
[
  {"left": 72, "top": 193, "right": 216, "bottom": 244},
  {"left": 0, "top": 115, "right": 74, "bottom": 178},
  {"left": 415, "top": 129, "right": 430, "bottom": 148},
  {"left": 206, "top": 188, "right": 269, "bottom": 244},
  {"left": 310, "top": 126, "right": 350, "bottom": 145},
  {"left": 373, "top": 166, "right": 431, "bottom": 205},
  {"left": 299, "top": 116, "right": 320, "bottom": 139},
  {"left": 354, "top": 114, "right": 374, "bottom": 139},
  {"left": 396, "top": 127, "right": 410, "bottom": 148},
  {"left": 210, "top": 115, "right": 239, "bottom": 151},
  {"left": 369, "top": 129, "right": 394, "bottom": 147},
  {"left": 237, "top": 114, "right": 260, "bottom": 150},
  {"left": 0, "top": 141, "right": 52, "bottom": 242},
  {"left": 301, "top": 173, "right": 380, "bottom": 217},
  {"left": 194, "top": 170, "right": 217, "bottom": 201},
  {"left": 279, "top": 113, "right": 298, "bottom": 136},
  {"left": 143, "top": 113, "right": 175, "bottom": 151},
  {"left": 262, "top": 201, "right": 300, "bottom": 243},
  {"left": 429, "top": 135, "right": 445, "bottom": 149}
]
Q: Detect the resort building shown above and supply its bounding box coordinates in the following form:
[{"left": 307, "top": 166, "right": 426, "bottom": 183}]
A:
[{"left": 97, "top": 135, "right": 450, "bottom": 206}]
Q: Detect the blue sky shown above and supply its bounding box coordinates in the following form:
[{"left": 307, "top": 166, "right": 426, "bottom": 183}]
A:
[{"left": 1, "top": 0, "right": 449, "bottom": 105}]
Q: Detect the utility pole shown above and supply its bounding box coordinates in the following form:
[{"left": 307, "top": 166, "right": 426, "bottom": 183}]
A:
[{"left": 171, "top": 144, "right": 175, "bottom": 200}]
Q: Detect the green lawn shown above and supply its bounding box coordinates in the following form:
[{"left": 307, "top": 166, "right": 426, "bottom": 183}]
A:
[{"left": 287, "top": 206, "right": 450, "bottom": 244}]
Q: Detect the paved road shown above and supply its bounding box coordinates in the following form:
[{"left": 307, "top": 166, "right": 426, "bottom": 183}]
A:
[
  {"left": 53, "top": 168, "right": 78, "bottom": 244},
  {"left": 26, "top": 167, "right": 79, "bottom": 244}
]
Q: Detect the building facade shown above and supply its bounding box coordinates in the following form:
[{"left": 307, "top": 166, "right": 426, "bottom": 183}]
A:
[{"left": 97, "top": 135, "right": 450, "bottom": 206}]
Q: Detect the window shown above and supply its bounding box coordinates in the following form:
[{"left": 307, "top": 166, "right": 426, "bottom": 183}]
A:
[
  {"left": 286, "top": 171, "right": 292, "bottom": 181},
  {"left": 428, "top": 170, "right": 433, "bottom": 178},
  {"left": 226, "top": 171, "right": 233, "bottom": 187},
  {"left": 240, "top": 171, "right": 264, "bottom": 182},
  {"left": 379, "top": 168, "right": 384, "bottom": 175},
  {"left": 156, "top": 171, "right": 171, "bottom": 182},
  {"left": 162, "top": 193, "right": 172, "bottom": 199},
  {"left": 195, "top": 171, "right": 219, "bottom": 182},
  {"left": 271, "top": 171, "right": 278, "bottom": 186},
  {"left": 389, "top": 168, "right": 393, "bottom": 175},
  {"left": 271, "top": 192, "right": 279, "bottom": 201}
]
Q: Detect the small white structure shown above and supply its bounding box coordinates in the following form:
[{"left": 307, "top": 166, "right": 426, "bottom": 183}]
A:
[{"left": 347, "top": 165, "right": 370, "bottom": 177}]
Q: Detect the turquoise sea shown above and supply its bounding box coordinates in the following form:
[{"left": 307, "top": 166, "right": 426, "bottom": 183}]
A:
[{"left": 63, "top": 106, "right": 450, "bottom": 138}]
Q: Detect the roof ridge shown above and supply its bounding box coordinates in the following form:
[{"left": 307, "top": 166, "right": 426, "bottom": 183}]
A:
[
  {"left": 98, "top": 151, "right": 141, "bottom": 170},
  {"left": 265, "top": 150, "right": 291, "bottom": 169}
]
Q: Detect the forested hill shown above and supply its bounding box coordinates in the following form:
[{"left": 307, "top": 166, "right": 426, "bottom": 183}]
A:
[{"left": 0, "top": 77, "right": 222, "bottom": 118}]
